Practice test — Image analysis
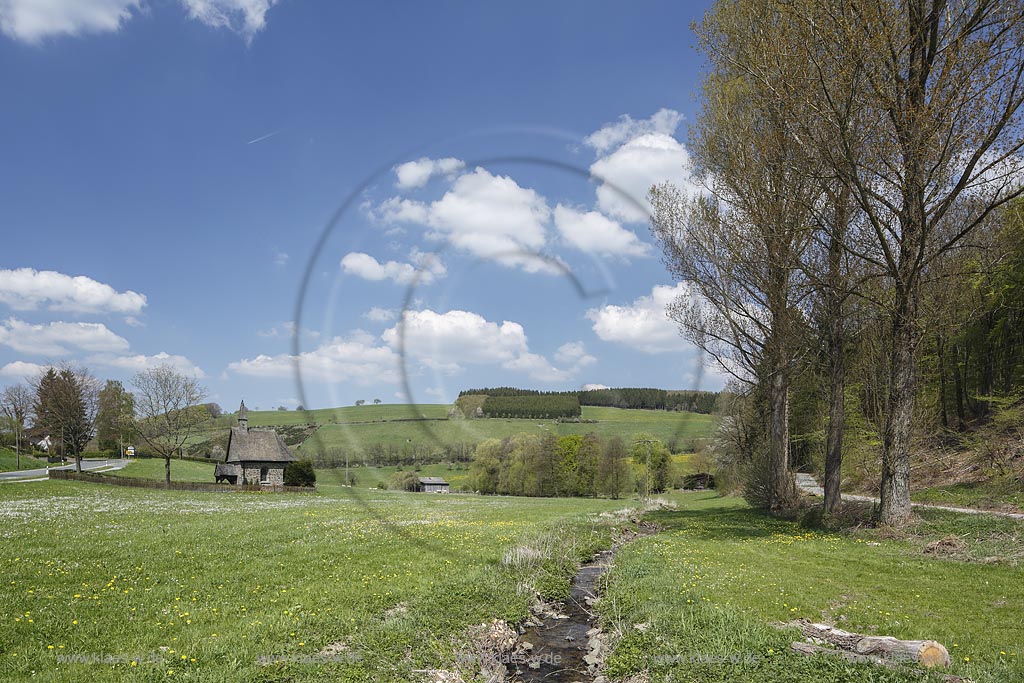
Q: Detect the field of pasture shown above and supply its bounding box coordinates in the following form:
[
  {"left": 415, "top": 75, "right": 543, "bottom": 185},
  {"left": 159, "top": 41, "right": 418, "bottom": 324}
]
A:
[
  {"left": 602, "top": 492, "right": 1024, "bottom": 683},
  {"left": 0, "top": 480, "right": 630, "bottom": 683},
  {"left": 295, "top": 405, "right": 715, "bottom": 456},
  {"left": 5, "top": 477, "right": 1019, "bottom": 683}
]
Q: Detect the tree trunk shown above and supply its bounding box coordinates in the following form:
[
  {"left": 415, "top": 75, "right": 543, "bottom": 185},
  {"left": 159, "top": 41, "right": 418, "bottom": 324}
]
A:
[
  {"left": 936, "top": 333, "right": 949, "bottom": 429},
  {"left": 879, "top": 295, "right": 919, "bottom": 526},
  {"left": 953, "top": 343, "right": 967, "bottom": 428},
  {"left": 823, "top": 195, "right": 848, "bottom": 515},
  {"left": 75, "top": 450, "right": 82, "bottom": 473},
  {"left": 165, "top": 456, "right": 171, "bottom": 486},
  {"left": 768, "top": 359, "right": 796, "bottom": 511},
  {"left": 823, "top": 356, "right": 845, "bottom": 514}
]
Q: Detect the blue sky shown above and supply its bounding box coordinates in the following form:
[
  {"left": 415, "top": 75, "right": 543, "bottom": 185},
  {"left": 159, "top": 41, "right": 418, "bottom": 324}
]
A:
[{"left": 0, "top": 0, "right": 723, "bottom": 410}]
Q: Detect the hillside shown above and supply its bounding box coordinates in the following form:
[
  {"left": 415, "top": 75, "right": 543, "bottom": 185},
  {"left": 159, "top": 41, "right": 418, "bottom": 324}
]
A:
[
  {"left": 296, "top": 405, "right": 714, "bottom": 458},
  {"left": 185, "top": 404, "right": 717, "bottom": 465}
]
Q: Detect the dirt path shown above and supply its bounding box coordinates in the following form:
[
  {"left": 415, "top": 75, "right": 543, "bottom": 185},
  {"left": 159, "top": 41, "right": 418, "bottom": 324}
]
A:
[{"left": 794, "top": 473, "right": 1024, "bottom": 521}]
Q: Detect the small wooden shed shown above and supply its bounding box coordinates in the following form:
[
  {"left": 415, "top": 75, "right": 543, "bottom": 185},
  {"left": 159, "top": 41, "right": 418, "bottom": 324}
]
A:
[{"left": 417, "top": 476, "right": 450, "bottom": 493}]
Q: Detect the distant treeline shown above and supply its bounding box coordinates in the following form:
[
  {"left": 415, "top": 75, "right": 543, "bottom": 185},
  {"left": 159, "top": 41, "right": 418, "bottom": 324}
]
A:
[{"left": 458, "top": 387, "right": 721, "bottom": 415}]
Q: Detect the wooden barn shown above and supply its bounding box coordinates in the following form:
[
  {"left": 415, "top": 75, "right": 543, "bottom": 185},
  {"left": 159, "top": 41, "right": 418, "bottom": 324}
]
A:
[
  {"left": 214, "top": 401, "right": 297, "bottom": 487},
  {"left": 417, "top": 476, "right": 450, "bottom": 493}
]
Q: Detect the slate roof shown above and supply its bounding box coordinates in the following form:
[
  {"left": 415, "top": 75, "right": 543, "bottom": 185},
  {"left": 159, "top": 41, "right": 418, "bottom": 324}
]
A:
[
  {"left": 418, "top": 477, "right": 449, "bottom": 485},
  {"left": 225, "top": 426, "right": 297, "bottom": 464}
]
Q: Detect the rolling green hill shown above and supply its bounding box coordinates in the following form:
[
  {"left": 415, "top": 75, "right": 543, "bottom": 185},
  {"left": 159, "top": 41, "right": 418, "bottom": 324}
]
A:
[
  {"left": 295, "top": 405, "right": 715, "bottom": 456},
  {"left": 190, "top": 404, "right": 717, "bottom": 464},
  {"left": 223, "top": 403, "right": 451, "bottom": 427}
]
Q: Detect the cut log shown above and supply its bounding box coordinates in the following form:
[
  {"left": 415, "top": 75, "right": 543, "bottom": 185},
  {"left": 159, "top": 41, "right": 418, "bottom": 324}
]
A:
[
  {"left": 789, "top": 642, "right": 965, "bottom": 682},
  {"left": 790, "top": 641, "right": 884, "bottom": 665},
  {"left": 795, "top": 622, "right": 862, "bottom": 650},
  {"left": 856, "top": 636, "right": 951, "bottom": 668},
  {"left": 780, "top": 621, "right": 951, "bottom": 668}
]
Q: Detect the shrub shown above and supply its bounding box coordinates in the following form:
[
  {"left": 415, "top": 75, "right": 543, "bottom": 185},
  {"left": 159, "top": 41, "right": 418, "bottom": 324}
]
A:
[
  {"left": 284, "top": 460, "right": 316, "bottom": 487},
  {"left": 388, "top": 470, "right": 421, "bottom": 492}
]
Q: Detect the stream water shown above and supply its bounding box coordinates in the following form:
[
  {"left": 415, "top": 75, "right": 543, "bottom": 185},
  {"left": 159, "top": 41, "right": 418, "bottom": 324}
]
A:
[{"left": 506, "top": 548, "right": 615, "bottom": 683}]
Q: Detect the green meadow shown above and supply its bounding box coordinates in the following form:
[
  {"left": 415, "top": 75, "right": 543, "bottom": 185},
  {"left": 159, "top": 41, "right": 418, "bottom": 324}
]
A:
[
  {"left": 294, "top": 405, "right": 716, "bottom": 455},
  {"left": 3, "top": 479, "right": 1020, "bottom": 683},
  {"left": 105, "top": 458, "right": 223, "bottom": 483},
  {"left": 602, "top": 492, "right": 1024, "bottom": 683},
  {"left": 0, "top": 447, "right": 49, "bottom": 472},
  {"left": 222, "top": 403, "right": 452, "bottom": 428},
  {"left": 0, "top": 480, "right": 627, "bottom": 683}
]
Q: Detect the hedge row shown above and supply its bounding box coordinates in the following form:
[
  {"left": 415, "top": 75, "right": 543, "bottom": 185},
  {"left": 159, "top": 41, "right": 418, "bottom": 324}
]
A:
[
  {"left": 458, "top": 387, "right": 721, "bottom": 414},
  {"left": 48, "top": 469, "right": 315, "bottom": 493}
]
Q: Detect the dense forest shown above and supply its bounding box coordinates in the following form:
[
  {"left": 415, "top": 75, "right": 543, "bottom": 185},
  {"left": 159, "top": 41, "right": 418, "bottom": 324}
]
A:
[
  {"left": 456, "top": 386, "right": 721, "bottom": 417},
  {"left": 478, "top": 394, "right": 581, "bottom": 419}
]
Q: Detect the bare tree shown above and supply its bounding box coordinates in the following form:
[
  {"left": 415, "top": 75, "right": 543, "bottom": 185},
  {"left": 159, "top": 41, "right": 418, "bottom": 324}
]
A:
[
  {"left": 2, "top": 384, "right": 34, "bottom": 468},
  {"left": 783, "top": 0, "right": 1024, "bottom": 524},
  {"left": 651, "top": 1, "right": 822, "bottom": 510},
  {"left": 131, "top": 364, "right": 208, "bottom": 485}
]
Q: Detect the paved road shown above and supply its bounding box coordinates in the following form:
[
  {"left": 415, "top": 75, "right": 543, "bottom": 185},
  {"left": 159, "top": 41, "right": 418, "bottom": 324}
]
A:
[
  {"left": 795, "top": 472, "right": 1024, "bottom": 520},
  {"left": 0, "top": 458, "right": 129, "bottom": 482}
]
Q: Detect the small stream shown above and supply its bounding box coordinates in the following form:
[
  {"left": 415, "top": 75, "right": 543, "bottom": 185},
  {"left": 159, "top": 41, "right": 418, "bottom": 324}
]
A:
[{"left": 506, "top": 548, "right": 615, "bottom": 682}]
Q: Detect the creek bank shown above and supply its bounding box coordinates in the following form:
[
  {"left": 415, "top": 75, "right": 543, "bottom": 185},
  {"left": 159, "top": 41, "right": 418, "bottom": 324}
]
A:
[{"left": 506, "top": 521, "right": 659, "bottom": 683}]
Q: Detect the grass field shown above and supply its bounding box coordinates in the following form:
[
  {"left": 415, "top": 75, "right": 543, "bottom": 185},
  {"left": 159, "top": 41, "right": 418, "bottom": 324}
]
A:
[
  {"left": 211, "top": 404, "right": 452, "bottom": 429},
  {"left": 2, "top": 478, "right": 1022, "bottom": 682},
  {"left": 0, "top": 480, "right": 631, "bottom": 683},
  {"left": 600, "top": 492, "right": 1024, "bottom": 683},
  {"left": 296, "top": 405, "right": 716, "bottom": 456},
  {"left": 106, "top": 458, "right": 220, "bottom": 483},
  {"left": 0, "top": 447, "right": 49, "bottom": 471}
]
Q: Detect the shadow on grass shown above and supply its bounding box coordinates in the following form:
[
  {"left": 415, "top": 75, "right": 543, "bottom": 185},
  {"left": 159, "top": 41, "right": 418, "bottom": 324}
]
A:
[{"left": 646, "top": 506, "right": 789, "bottom": 541}]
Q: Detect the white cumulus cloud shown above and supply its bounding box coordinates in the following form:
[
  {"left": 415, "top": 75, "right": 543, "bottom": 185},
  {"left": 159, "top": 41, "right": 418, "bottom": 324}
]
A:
[
  {"left": 585, "top": 109, "right": 700, "bottom": 224},
  {"left": 256, "top": 321, "right": 319, "bottom": 339},
  {"left": 374, "top": 167, "right": 561, "bottom": 274},
  {"left": 586, "top": 283, "right": 692, "bottom": 354},
  {"left": 0, "top": 0, "right": 141, "bottom": 43},
  {"left": 180, "top": 0, "right": 280, "bottom": 42},
  {"left": 340, "top": 250, "right": 446, "bottom": 286},
  {"left": 363, "top": 307, "right": 397, "bottom": 322},
  {"left": 553, "top": 204, "right": 650, "bottom": 257},
  {"left": 0, "top": 268, "right": 146, "bottom": 315},
  {"left": 89, "top": 351, "right": 206, "bottom": 378},
  {"left": 382, "top": 309, "right": 577, "bottom": 382},
  {"left": 0, "top": 0, "right": 282, "bottom": 43},
  {"left": 394, "top": 157, "right": 465, "bottom": 189},
  {"left": 584, "top": 108, "right": 685, "bottom": 155},
  {"left": 0, "top": 318, "right": 130, "bottom": 356},
  {"left": 0, "top": 360, "right": 47, "bottom": 379},
  {"left": 228, "top": 333, "right": 399, "bottom": 384},
  {"left": 554, "top": 341, "right": 597, "bottom": 368}
]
